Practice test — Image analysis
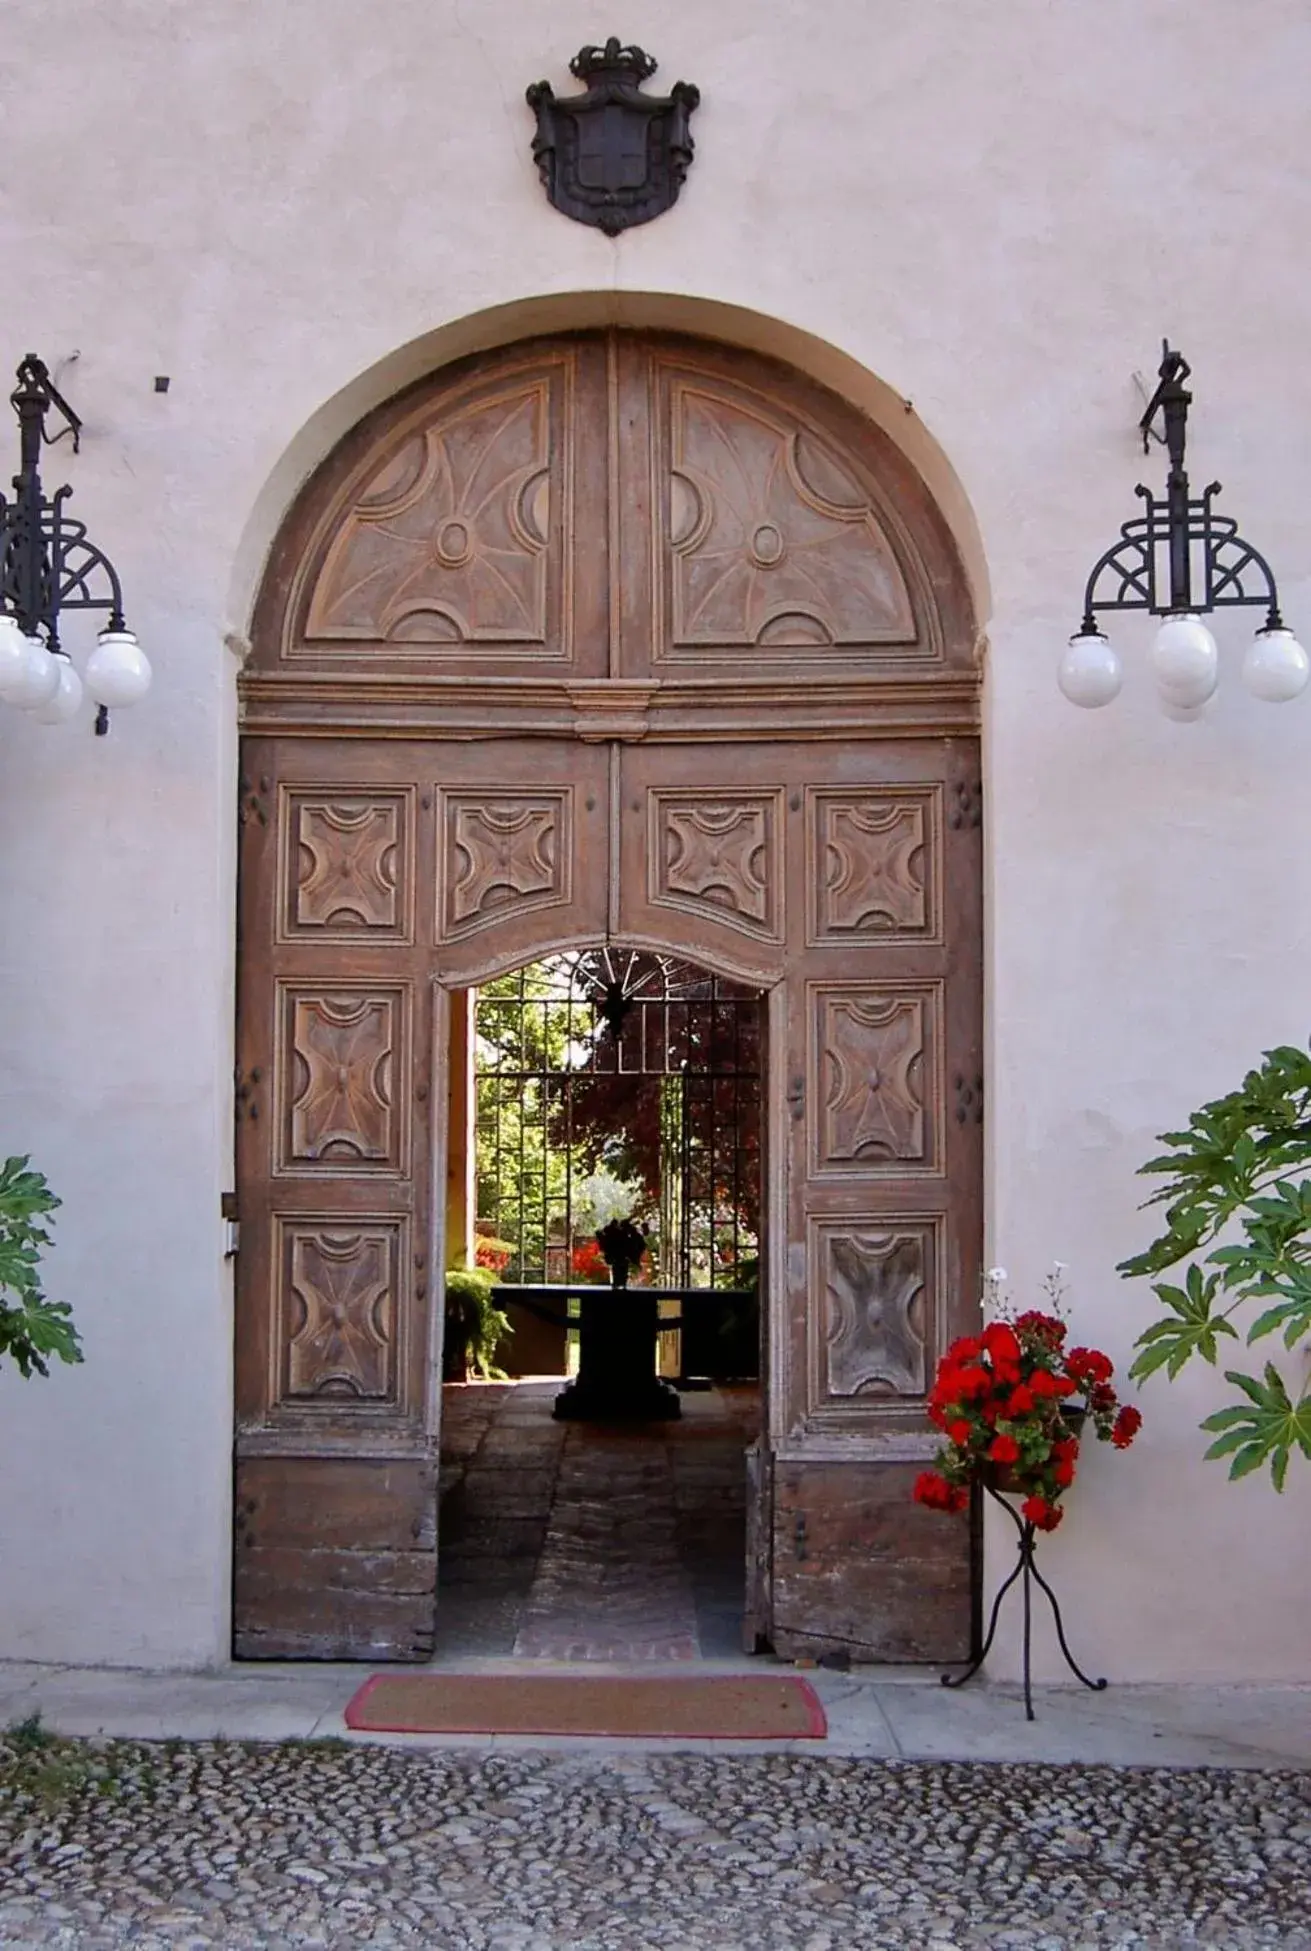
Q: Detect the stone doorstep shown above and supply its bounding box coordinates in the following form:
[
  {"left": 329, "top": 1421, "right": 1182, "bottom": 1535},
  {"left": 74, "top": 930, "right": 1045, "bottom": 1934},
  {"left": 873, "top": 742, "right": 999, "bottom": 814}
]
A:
[
  {"left": 2, "top": 1663, "right": 1308, "bottom": 1766},
  {"left": 510, "top": 1637, "right": 701, "bottom": 1661}
]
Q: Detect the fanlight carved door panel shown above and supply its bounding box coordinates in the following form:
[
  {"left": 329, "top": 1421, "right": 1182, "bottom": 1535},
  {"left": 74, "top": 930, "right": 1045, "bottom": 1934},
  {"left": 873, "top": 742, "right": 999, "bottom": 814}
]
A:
[
  {"left": 236, "top": 328, "right": 982, "bottom": 1663},
  {"left": 610, "top": 335, "right": 955, "bottom": 677},
  {"left": 286, "top": 339, "right": 611, "bottom": 670}
]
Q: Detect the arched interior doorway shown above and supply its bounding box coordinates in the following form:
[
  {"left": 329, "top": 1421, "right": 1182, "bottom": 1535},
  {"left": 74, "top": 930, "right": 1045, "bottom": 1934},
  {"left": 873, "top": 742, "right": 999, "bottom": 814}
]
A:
[
  {"left": 439, "top": 946, "right": 766, "bottom": 1663},
  {"left": 233, "top": 328, "right": 983, "bottom": 1663}
]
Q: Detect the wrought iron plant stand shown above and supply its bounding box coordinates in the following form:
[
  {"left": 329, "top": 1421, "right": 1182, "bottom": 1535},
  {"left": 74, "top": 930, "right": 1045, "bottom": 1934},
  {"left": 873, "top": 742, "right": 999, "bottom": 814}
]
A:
[{"left": 942, "top": 1483, "right": 1108, "bottom": 1721}]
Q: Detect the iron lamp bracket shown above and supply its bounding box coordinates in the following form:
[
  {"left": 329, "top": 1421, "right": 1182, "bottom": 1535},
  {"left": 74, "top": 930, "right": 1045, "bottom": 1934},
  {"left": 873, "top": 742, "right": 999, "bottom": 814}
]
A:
[{"left": 1078, "top": 341, "right": 1282, "bottom": 635}]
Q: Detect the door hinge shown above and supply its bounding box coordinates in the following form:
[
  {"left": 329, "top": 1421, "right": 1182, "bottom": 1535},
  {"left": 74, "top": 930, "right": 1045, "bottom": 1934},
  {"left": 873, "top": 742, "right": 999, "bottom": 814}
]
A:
[
  {"left": 238, "top": 775, "right": 271, "bottom": 827},
  {"left": 949, "top": 777, "right": 983, "bottom": 830},
  {"left": 954, "top": 1072, "right": 984, "bottom": 1126},
  {"left": 234, "top": 1066, "right": 261, "bottom": 1121}
]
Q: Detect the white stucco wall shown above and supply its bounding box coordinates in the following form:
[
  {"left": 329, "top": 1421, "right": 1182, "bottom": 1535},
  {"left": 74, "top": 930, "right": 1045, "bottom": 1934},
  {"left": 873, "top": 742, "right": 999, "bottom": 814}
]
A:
[{"left": 1, "top": 0, "right": 1308, "bottom": 1678}]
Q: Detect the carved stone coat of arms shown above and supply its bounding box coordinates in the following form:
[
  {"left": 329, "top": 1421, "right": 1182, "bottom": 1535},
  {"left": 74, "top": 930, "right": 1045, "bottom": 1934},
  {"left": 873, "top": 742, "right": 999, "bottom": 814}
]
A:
[{"left": 526, "top": 40, "right": 700, "bottom": 236}]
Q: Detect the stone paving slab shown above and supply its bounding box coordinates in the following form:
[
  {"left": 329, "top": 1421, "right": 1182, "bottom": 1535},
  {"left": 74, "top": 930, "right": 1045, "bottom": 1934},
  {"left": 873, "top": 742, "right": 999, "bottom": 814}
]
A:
[
  {"left": 1078, "top": 1683, "right": 1311, "bottom": 1768},
  {"left": 863, "top": 1676, "right": 1308, "bottom": 1770},
  {"left": 0, "top": 1668, "right": 349, "bottom": 1744}
]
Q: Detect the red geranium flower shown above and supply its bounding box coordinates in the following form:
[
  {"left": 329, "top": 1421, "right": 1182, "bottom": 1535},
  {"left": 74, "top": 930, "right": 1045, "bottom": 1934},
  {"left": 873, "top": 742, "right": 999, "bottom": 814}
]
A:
[
  {"left": 1111, "top": 1405, "right": 1142, "bottom": 1449},
  {"left": 1015, "top": 1310, "right": 1066, "bottom": 1348},
  {"left": 1067, "top": 1346, "right": 1114, "bottom": 1386},
  {"left": 914, "top": 1296, "right": 1138, "bottom": 1526},
  {"left": 928, "top": 1368, "right": 965, "bottom": 1405},
  {"left": 913, "top": 1471, "right": 968, "bottom": 1514},
  {"left": 982, "top": 1322, "right": 1022, "bottom": 1366}
]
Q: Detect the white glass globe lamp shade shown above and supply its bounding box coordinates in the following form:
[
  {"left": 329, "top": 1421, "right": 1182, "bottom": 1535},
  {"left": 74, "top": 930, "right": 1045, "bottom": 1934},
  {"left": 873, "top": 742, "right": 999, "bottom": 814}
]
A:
[
  {"left": 1058, "top": 627, "right": 1122, "bottom": 708},
  {"left": 33, "top": 653, "right": 84, "bottom": 725},
  {"left": 1241, "top": 626, "right": 1310, "bottom": 704},
  {"left": 8, "top": 633, "right": 60, "bottom": 709},
  {"left": 1151, "top": 613, "right": 1218, "bottom": 708},
  {"left": 85, "top": 628, "right": 151, "bottom": 708},
  {"left": 0, "top": 612, "right": 29, "bottom": 700}
]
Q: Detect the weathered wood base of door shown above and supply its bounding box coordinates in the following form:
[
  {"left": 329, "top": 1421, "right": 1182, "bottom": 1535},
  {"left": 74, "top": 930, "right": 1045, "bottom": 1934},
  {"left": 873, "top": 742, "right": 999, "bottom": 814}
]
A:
[
  {"left": 770, "top": 1460, "right": 972, "bottom": 1664},
  {"left": 743, "top": 1441, "right": 774, "bottom": 1653},
  {"left": 233, "top": 1454, "right": 437, "bottom": 1661}
]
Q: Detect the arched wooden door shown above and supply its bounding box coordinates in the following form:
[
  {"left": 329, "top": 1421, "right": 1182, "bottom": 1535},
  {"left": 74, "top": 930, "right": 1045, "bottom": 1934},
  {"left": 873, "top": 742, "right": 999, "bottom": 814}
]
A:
[{"left": 234, "top": 331, "right": 983, "bottom": 1662}]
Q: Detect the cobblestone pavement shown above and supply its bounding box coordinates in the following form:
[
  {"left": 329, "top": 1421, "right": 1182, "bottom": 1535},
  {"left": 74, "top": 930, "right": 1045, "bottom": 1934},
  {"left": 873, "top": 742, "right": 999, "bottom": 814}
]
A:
[
  {"left": 437, "top": 1382, "right": 757, "bottom": 1662},
  {"left": 1, "top": 1738, "right": 1308, "bottom": 1949}
]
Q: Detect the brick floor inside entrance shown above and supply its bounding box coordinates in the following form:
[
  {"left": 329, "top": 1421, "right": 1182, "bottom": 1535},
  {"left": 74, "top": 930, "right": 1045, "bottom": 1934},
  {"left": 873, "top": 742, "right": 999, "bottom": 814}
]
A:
[{"left": 436, "top": 1381, "right": 760, "bottom": 1661}]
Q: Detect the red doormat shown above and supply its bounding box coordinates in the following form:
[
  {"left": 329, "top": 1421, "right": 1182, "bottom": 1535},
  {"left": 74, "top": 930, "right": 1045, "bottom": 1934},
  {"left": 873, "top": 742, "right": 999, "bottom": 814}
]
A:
[{"left": 344, "top": 1672, "right": 827, "bottom": 1740}]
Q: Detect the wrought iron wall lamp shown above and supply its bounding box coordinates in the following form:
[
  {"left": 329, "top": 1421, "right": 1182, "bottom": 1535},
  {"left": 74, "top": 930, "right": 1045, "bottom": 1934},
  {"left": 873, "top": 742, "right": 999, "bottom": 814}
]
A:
[
  {"left": 0, "top": 355, "right": 150, "bottom": 735},
  {"left": 1060, "top": 342, "right": 1306, "bottom": 716}
]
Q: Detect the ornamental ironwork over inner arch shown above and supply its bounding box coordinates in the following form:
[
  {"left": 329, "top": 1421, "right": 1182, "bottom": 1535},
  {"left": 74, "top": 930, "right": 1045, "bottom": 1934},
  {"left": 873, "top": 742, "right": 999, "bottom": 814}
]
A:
[{"left": 473, "top": 947, "right": 762, "bottom": 1292}]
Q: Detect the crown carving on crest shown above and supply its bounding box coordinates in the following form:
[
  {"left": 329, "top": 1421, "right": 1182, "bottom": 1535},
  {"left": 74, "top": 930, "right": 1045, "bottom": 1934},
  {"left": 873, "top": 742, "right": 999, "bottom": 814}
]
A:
[{"left": 569, "top": 39, "right": 657, "bottom": 84}]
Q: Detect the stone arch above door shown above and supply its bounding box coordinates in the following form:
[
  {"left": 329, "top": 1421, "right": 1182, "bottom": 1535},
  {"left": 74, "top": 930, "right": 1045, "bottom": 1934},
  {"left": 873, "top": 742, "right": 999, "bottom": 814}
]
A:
[{"left": 234, "top": 328, "right": 982, "bottom": 1664}]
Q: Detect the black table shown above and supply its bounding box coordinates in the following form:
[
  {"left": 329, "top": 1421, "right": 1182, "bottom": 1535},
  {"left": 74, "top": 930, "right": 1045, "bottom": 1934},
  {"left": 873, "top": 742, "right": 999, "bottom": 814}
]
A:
[{"left": 490, "top": 1284, "right": 755, "bottom": 1422}]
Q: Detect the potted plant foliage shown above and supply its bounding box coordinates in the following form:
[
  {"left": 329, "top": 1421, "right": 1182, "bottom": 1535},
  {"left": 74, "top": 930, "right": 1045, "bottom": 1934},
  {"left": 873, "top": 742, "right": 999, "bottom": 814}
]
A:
[
  {"left": 442, "top": 1266, "right": 511, "bottom": 1382},
  {"left": 913, "top": 1269, "right": 1141, "bottom": 1531},
  {"left": 1120, "top": 1040, "right": 1311, "bottom": 1487},
  {"left": 594, "top": 1216, "right": 647, "bottom": 1289},
  {"left": 0, "top": 1155, "right": 80, "bottom": 1382},
  {"left": 554, "top": 1178, "right": 675, "bottom": 1421}
]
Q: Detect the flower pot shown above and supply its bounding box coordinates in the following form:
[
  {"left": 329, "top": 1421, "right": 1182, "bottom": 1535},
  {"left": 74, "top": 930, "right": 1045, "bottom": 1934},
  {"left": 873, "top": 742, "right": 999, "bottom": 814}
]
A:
[{"left": 594, "top": 1218, "right": 648, "bottom": 1291}]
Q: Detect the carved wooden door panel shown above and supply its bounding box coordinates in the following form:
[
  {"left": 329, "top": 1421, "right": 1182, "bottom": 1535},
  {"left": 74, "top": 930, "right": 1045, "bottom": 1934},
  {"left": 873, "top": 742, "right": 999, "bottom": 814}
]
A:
[
  {"left": 233, "top": 739, "right": 437, "bottom": 1659},
  {"left": 617, "top": 736, "right": 981, "bottom": 1662},
  {"left": 233, "top": 738, "right": 608, "bottom": 1658},
  {"left": 770, "top": 741, "right": 982, "bottom": 1662},
  {"left": 611, "top": 336, "right": 982, "bottom": 1661},
  {"left": 611, "top": 333, "right": 947, "bottom": 684},
  {"left": 280, "top": 335, "right": 612, "bottom": 679},
  {"left": 235, "top": 334, "right": 616, "bottom": 1659}
]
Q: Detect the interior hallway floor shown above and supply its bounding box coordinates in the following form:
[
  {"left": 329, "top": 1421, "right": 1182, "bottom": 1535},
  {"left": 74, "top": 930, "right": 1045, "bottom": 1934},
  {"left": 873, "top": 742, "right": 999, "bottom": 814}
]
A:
[{"left": 435, "top": 1380, "right": 760, "bottom": 1662}]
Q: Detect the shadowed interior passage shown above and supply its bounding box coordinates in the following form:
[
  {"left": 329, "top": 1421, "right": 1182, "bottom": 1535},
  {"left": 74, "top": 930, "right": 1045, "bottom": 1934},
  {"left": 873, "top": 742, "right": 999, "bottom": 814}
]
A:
[{"left": 437, "top": 1382, "right": 760, "bottom": 1660}]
